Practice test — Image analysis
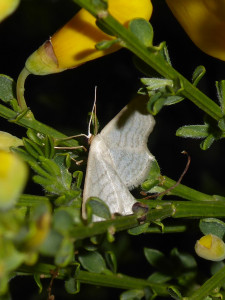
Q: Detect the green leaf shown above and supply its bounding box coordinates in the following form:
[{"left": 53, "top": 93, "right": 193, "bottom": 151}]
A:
[
  {"left": 78, "top": 251, "right": 107, "bottom": 273},
  {"left": 26, "top": 129, "right": 45, "bottom": 146},
  {"left": 144, "top": 287, "right": 157, "bottom": 300},
  {"left": 170, "top": 248, "right": 197, "bottom": 269},
  {"left": 120, "top": 289, "right": 145, "bottom": 300},
  {"left": 218, "top": 117, "right": 225, "bottom": 131},
  {"left": 53, "top": 155, "right": 73, "bottom": 190},
  {"left": 147, "top": 95, "right": 167, "bottom": 115},
  {"left": 144, "top": 248, "right": 171, "bottom": 271},
  {"left": 96, "top": 39, "right": 120, "bottom": 50},
  {"left": 55, "top": 237, "right": 74, "bottom": 267},
  {"left": 53, "top": 210, "right": 74, "bottom": 235},
  {"left": 177, "top": 270, "right": 197, "bottom": 287},
  {"left": 141, "top": 78, "right": 173, "bottom": 90},
  {"left": 11, "top": 147, "right": 36, "bottom": 163},
  {"left": 148, "top": 271, "right": 172, "bottom": 284},
  {"left": 142, "top": 160, "right": 160, "bottom": 191},
  {"left": 0, "top": 74, "right": 16, "bottom": 103},
  {"left": 22, "top": 138, "right": 44, "bottom": 159},
  {"left": 65, "top": 277, "right": 80, "bottom": 294},
  {"left": 40, "top": 229, "right": 63, "bottom": 256},
  {"left": 87, "top": 197, "right": 111, "bottom": 220},
  {"left": 163, "top": 95, "right": 184, "bottom": 106},
  {"left": 216, "top": 80, "right": 225, "bottom": 114},
  {"left": 176, "top": 125, "right": 209, "bottom": 138},
  {"left": 73, "top": 171, "right": 83, "bottom": 189},
  {"left": 167, "top": 286, "right": 182, "bottom": 300},
  {"left": 129, "top": 18, "right": 153, "bottom": 47},
  {"left": 211, "top": 261, "right": 225, "bottom": 276},
  {"left": 200, "top": 134, "right": 215, "bottom": 150},
  {"left": 200, "top": 218, "right": 225, "bottom": 239},
  {"left": 34, "top": 273, "right": 43, "bottom": 293},
  {"left": 192, "top": 65, "right": 206, "bottom": 87},
  {"left": 128, "top": 223, "right": 150, "bottom": 235},
  {"left": 159, "top": 42, "right": 172, "bottom": 65},
  {"left": 105, "top": 251, "right": 117, "bottom": 273},
  {"left": 39, "top": 156, "right": 60, "bottom": 176},
  {"left": 44, "top": 135, "right": 55, "bottom": 159}
]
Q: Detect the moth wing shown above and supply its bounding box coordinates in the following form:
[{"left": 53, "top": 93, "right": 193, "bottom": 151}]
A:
[
  {"left": 82, "top": 135, "right": 136, "bottom": 219},
  {"left": 100, "top": 96, "right": 155, "bottom": 188}
]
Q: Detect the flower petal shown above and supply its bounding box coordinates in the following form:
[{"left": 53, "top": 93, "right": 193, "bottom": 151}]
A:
[
  {"left": 166, "top": 0, "right": 225, "bottom": 61},
  {"left": 25, "top": 0, "right": 153, "bottom": 75}
]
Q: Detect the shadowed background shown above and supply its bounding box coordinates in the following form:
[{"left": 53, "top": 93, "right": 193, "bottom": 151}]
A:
[{"left": 1, "top": 0, "right": 225, "bottom": 298}]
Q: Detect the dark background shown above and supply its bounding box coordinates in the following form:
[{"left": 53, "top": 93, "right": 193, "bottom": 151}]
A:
[{"left": 1, "top": 0, "right": 225, "bottom": 298}]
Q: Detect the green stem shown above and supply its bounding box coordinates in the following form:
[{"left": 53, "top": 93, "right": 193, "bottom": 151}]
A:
[
  {"left": 160, "top": 176, "right": 219, "bottom": 202},
  {"left": 142, "top": 200, "right": 225, "bottom": 218},
  {"left": 18, "top": 194, "right": 50, "bottom": 207},
  {"left": 70, "top": 206, "right": 173, "bottom": 240},
  {"left": 69, "top": 200, "right": 225, "bottom": 240},
  {"left": 18, "top": 263, "right": 170, "bottom": 296},
  {"left": 189, "top": 265, "right": 225, "bottom": 300},
  {"left": 73, "top": 0, "right": 222, "bottom": 121},
  {"left": 16, "top": 67, "right": 30, "bottom": 110},
  {"left": 0, "top": 103, "right": 79, "bottom": 147}
]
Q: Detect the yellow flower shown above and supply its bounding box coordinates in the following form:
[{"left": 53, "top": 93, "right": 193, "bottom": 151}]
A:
[
  {"left": 0, "top": 151, "right": 28, "bottom": 210},
  {"left": 195, "top": 234, "right": 225, "bottom": 261},
  {"left": 25, "top": 0, "right": 153, "bottom": 75},
  {"left": 0, "top": 0, "right": 19, "bottom": 22},
  {"left": 25, "top": 212, "right": 51, "bottom": 251},
  {"left": 0, "top": 131, "right": 23, "bottom": 152},
  {"left": 166, "top": 0, "right": 225, "bottom": 61}
]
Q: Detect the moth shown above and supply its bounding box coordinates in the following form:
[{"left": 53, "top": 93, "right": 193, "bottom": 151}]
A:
[{"left": 82, "top": 96, "right": 155, "bottom": 220}]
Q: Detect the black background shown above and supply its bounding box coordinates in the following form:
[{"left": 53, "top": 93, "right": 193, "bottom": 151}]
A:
[{"left": 1, "top": 0, "right": 225, "bottom": 298}]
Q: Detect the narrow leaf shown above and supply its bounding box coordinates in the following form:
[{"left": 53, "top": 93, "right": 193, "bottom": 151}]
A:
[
  {"left": 200, "top": 134, "right": 215, "bottom": 150},
  {"left": 78, "top": 251, "right": 107, "bottom": 273},
  {"left": 0, "top": 74, "right": 16, "bottom": 102},
  {"left": 216, "top": 80, "right": 225, "bottom": 114},
  {"left": 192, "top": 65, "right": 206, "bottom": 86},
  {"left": 176, "top": 125, "right": 209, "bottom": 138},
  {"left": 120, "top": 289, "right": 145, "bottom": 300}
]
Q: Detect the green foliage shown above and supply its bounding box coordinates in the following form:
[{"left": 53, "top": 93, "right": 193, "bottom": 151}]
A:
[
  {"left": 129, "top": 18, "right": 153, "bottom": 48},
  {"left": 1, "top": 1, "right": 225, "bottom": 299},
  {"left": 200, "top": 218, "right": 225, "bottom": 240}
]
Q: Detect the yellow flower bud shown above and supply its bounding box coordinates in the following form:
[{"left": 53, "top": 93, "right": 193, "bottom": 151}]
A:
[
  {"left": 0, "top": 151, "right": 28, "bottom": 209},
  {"left": 25, "top": 0, "right": 153, "bottom": 75},
  {"left": 0, "top": 131, "right": 23, "bottom": 152},
  {"left": 25, "top": 212, "right": 51, "bottom": 251},
  {"left": 195, "top": 234, "right": 225, "bottom": 261},
  {"left": 0, "top": 0, "right": 19, "bottom": 22},
  {"left": 166, "top": 0, "right": 225, "bottom": 61}
]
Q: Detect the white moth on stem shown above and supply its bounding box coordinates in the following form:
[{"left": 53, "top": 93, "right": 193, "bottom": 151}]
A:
[{"left": 82, "top": 95, "right": 155, "bottom": 221}]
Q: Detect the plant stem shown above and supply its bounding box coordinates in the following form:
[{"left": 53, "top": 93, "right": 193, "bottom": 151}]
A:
[
  {"left": 0, "top": 103, "right": 79, "bottom": 147},
  {"left": 16, "top": 67, "right": 30, "bottom": 110},
  {"left": 70, "top": 206, "right": 173, "bottom": 239},
  {"left": 18, "top": 263, "right": 170, "bottom": 296},
  {"left": 189, "top": 265, "right": 225, "bottom": 300},
  {"left": 160, "top": 176, "right": 220, "bottom": 202},
  {"left": 73, "top": 0, "right": 222, "bottom": 121},
  {"left": 142, "top": 200, "right": 225, "bottom": 218},
  {"left": 18, "top": 194, "right": 50, "bottom": 207},
  {"left": 68, "top": 200, "right": 225, "bottom": 240}
]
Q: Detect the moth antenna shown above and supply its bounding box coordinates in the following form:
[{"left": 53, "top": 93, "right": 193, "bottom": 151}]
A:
[{"left": 88, "top": 86, "right": 97, "bottom": 138}]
